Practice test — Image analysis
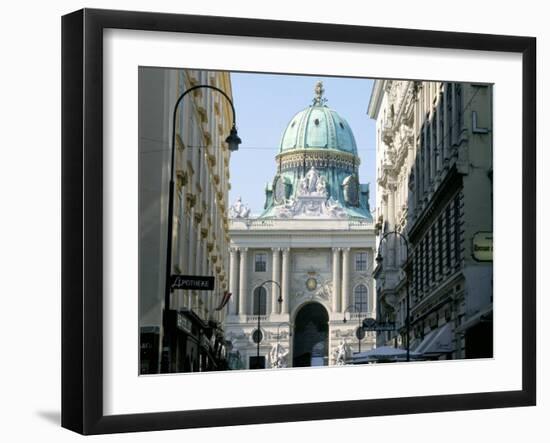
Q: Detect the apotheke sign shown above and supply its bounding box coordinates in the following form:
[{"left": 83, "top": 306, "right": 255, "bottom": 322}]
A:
[
  {"left": 472, "top": 232, "right": 493, "bottom": 262},
  {"left": 170, "top": 275, "right": 215, "bottom": 291}
]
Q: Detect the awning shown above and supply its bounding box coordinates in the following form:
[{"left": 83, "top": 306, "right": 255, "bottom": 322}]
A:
[
  {"left": 414, "top": 323, "right": 455, "bottom": 357},
  {"left": 454, "top": 305, "right": 493, "bottom": 333},
  {"left": 351, "top": 346, "right": 422, "bottom": 364}
]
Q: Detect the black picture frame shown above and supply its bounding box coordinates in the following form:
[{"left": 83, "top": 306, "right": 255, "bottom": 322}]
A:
[{"left": 61, "top": 8, "right": 536, "bottom": 435}]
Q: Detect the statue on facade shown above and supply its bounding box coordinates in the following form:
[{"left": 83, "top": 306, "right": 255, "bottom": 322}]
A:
[
  {"left": 305, "top": 166, "right": 320, "bottom": 193},
  {"left": 312, "top": 80, "right": 327, "bottom": 106},
  {"left": 297, "top": 166, "right": 328, "bottom": 197},
  {"left": 316, "top": 175, "right": 328, "bottom": 197},
  {"left": 229, "top": 196, "right": 251, "bottom": 218},
  {"left": 269, "top": 343, "right": 289, "bottom": 368},
  {"left": 334, "top": 340, "right": 350, "bottom": 365}
]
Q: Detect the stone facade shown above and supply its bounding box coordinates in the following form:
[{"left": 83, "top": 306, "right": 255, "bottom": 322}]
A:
[
  {"left": 368, "top": 80, "right": 493, "bottom": 359},
  {"left": 225, "top": 219, "right": 376, "bottom": 369},
  {"left": 139, "top": 68, "right": 234, "bottom": 373}
]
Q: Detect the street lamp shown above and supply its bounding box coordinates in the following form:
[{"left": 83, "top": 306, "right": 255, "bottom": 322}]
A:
[
  {"left": 253, "top": 280, "right": 282, "bottom": 369},
  {"left": 343, "top": 304, "right": 364, "bottom": 353},
  {"left": 161, "top": 84, "right": 241, "bottom": 373},
  {"left": 375, "top": 230, "right": 410, "bottom": 362}
]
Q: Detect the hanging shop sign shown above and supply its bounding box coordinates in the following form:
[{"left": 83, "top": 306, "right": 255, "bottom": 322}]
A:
[
  {"left": 362, "top": 317, "right": 396, "bottom": 332},
  {"left": 170, "top": 275, "right": 215, "bottom": 291},
  {"left": 472, "top": 232, "right": 493, "bottom": 262}
]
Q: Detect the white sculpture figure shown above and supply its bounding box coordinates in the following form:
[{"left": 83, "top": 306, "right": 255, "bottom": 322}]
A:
[
  {"left": 269, "top": 343, "right": 289, "bottom": 368},
  {"left": 299, "top": 176, "right": 309, "bottom": 195},
  {"left": 229, "top": 196, "right": 251, "bottom": 218},
  {"left": 240, "top": 206, "right": 250, "bottom": 218},
  {"left": 305, "top": 166, "right": 319, "bottom": 193},
  {"left": 334, "top": 340, "right": 350, "bottom": 365},
  {"left": 316, "top": 175, "right": 327, "bottom": 197}
]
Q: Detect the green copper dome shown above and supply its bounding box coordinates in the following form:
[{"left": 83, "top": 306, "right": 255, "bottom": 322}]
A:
[
  {"left": 279, "top": 97, "right": 358, "bottom": 155},
  {"left": 260, "top": 81, "right": 372, "bottom": 221}
]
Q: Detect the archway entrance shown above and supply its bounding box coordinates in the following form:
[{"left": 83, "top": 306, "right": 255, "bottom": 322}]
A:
[{"left": 293, "top": 303, "right": 329, "bottom": 367}]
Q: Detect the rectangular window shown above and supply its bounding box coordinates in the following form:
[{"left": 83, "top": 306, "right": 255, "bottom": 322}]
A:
[
  {"left": 445, "top": 204, "right": 452, "bottom": 269},
  {"left": 438, "top": 216, "right": 444, "bottom": 276},
  {"left": 355, "top": 252, "right": 368, "bottom": 271},
  {"left": 454, "top": 193, "right": 462, "bottom": 267},
  {"left": 254, "top": 253, "right": 267, "bottom": 272},
  {"left": 426, "top": 123, "right": 432, "bottom": 181},
  {"left": 456, "top": 84, "right": 463, "bottom": 133},
  {"left": 446, "top": 83, "right": 453, "bottom": 144},
  {"left": 414, "top": 248, "right": 420, "bottom": 299},
  {"left": 431, "top": 224, "right": 437, "bottom": 285},
  {"left": 420, "top": 237, "right": 428, "bottom": 296}
]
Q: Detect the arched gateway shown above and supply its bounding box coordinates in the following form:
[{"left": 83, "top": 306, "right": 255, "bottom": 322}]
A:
[{"left": 293, "top": 303, "right": 329, "bottom": 367}]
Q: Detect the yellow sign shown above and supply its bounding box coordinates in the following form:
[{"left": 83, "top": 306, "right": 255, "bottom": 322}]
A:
[{"left": 472, "top": 232, "right": 493, "bottom": 261}]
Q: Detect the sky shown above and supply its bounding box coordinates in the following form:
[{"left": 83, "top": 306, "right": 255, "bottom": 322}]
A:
[{"left": 228, "top": 72, "right": 376, "bottom": 216}]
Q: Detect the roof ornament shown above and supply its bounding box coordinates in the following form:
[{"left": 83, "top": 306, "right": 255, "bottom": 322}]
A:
[
  {"left": 229, "top": 196, "right": 251, "bottom": 218},
  {"left": 312, "top": 81, "right": 328, "bottom": 106}
]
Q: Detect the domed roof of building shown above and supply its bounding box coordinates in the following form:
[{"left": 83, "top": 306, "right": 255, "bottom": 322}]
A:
[
  {"left": 279, "top": 82, "right": 358, "bottom": 155},
  {"left": 256, "top": 81, "right": 372, "bottom": 221}
]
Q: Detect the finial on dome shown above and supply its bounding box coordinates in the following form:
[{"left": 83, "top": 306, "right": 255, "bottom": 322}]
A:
[{"left": 313, "top": 81, "right": 327, "bottom": 106}]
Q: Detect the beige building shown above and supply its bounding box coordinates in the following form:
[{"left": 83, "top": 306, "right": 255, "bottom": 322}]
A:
[
  {"left": 225, "top": 83, "right": 376, "bottom": 370},
  {"left": 368, "top": 80, "right": 493, "bottom": 359},
  {"left": 139, "top": 68, "right": 234, "bottom": 373}
]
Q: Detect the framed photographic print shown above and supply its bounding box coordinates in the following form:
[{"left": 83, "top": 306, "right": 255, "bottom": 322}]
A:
[{"left": 61, "top": 8, "right": 536, "bottom": 435}]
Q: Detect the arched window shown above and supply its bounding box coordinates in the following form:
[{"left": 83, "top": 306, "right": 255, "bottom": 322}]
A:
[
  {"left": 253, "top": 286, "right": 267, "bottom": 315},
  {"left": 354, "top": 284, "right": 369, "bottom": 313}
]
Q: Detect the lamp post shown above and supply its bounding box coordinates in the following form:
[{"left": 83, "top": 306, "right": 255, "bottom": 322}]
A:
[
  {"left": 375, "top": 230, "right": 410, "bottom": 362},
  {"left": 343, "top": 304, "right": 363, "bottom": 353},
  {"left": 161, "top": 84, "right": 241, "bottom": 374},
  {"left": 254, "top": 280, "right": 282, "bottom": 369}
]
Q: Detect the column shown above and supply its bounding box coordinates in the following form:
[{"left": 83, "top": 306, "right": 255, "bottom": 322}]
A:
[
  {"left": 271, "top": 248, "right": 281, "bottom": 315},
  {"left": 388, "top": 186, "right": 396, "bottom": 267},
  {"left": 388, "top": 186, "right": 395, "bottom": 229},
  {"left": 238, "top": 248, "right": 248, "bottom": 315},
  {"left": 229, "top": 248, "right": 239, "bottom": 315},
  {"left": 436, "top": 99, "right": 442, "bottom": 172},
  {"left": 332, "top": 248, "right": 341, "bottom": 313},
  {"left": 443, "top": 84, "right": 450, "bottom": 163},
  {"left": 187, "top": 209, "right": 196, "bottom": 309},
  {"left": 342, "top": 248, "right": 351, "bottom": 312},
  {"left": 281, "top": 248, "right": 290, "bottom": 315},
  {"left": 423, "top": 122, "right": 429, "bottom": 193},
  {"left": 451, "top": 83, "right": 457, "bottom": 146}
]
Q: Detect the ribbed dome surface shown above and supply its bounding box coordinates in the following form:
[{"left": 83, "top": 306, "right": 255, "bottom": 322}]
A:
[{"left": 279, "top": 105, "right": 358, "bottom": 155}]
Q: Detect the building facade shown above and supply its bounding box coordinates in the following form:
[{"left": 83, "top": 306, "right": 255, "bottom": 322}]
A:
[
  {"left": 368, "top": 80, "right": 493, "bottom": 359},
  {"left": 225, "top": 83, "right": 377, "bottom": 370},
  {"left": 139, "top": 68, "right": 234, "bottom": 373}
]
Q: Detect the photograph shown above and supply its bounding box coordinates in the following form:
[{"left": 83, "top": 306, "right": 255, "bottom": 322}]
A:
[{"left": 138, "top": 67, "right": 494, "bottom": 374}]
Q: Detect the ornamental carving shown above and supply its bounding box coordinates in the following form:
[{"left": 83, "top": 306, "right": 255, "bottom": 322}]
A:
[
  {"left": 342, "top": 174, "right": 359, "bottom": 207},
  {"left": 297, "top": 166, "right": 328, "bottom": 197},
  {"left": 272, "top": 194, "right": 346, "bottom": 219},
  {"left": 186, "top": 193, "right": 197, "bottom": 208},
  {"left": 176, "top": 170, "right": 188, "bottom": 187},
  {"left": 277, "top": 150, "right": 358, "bottom": 174},
  {"left": 273, "top": 174, "right": 291, "bottom": 204},
  {"left": 229, "top": 196, "right": 251, "bottom": 218}
]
